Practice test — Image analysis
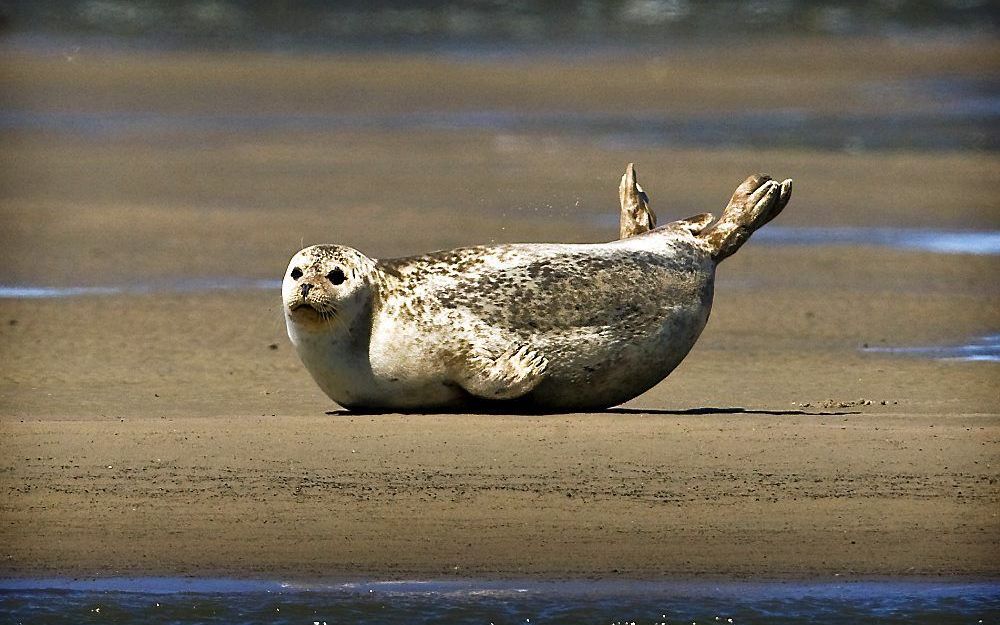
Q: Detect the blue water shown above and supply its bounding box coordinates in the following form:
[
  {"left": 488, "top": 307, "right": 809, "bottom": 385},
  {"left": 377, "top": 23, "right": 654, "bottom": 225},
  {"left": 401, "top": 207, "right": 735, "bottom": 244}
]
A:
[
  {"left": 1, "top": 105, "right": 996, "bottom": 152},
  {"left": 751, "top": 227, "right": 1000, "bottom": 255},
  {"left": 6, "top": 1, "right": 996, "bottom": 47},
  {"left": 0, "top": 278, "right": 282, "bottom": 299},
  {"left": 0, "top": 578, "right": 997, "bottom": 624},
  {"left": 863, "top": 334, "right": 1000, "bottom": 363},
  {"left": 0, "top": 74, "right": 996, "bottom": 152}
]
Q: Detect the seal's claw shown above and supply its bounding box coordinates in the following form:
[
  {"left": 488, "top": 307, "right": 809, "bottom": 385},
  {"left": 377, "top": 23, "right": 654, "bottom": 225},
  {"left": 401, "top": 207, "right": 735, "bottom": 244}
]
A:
[
  {"left": 734, "top": 173, "right": 772, "bottom": 199},
  {"left": 777, "top": 178, "right": 793, "bottom": 212},
  {"left": 760, "top": 178, "right": 793, "bottom": 227},
  {"left": 749, "top": 180, "right": 781, "bottom": 223}
]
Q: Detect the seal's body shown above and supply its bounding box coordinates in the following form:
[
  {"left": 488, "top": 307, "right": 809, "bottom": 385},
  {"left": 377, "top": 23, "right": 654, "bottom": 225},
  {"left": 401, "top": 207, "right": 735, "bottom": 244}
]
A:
[{"left": 283, "top": 170, "right": 791, "bottom": 412}]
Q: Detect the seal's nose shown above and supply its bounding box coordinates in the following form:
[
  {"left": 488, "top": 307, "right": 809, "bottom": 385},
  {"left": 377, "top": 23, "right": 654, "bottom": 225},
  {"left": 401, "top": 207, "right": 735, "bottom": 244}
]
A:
[{"left": 300, "top": 283, "right": 313, "bottom": 298}]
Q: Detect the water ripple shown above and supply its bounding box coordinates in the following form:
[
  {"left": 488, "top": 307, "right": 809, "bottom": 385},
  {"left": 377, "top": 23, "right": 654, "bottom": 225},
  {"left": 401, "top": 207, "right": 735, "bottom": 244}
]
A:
[
  {"left": 1, "top": 106, "right": 995, "bottom": 152},
  {"left": 0, "top": 577, "right": 997, "bottom": 625}
]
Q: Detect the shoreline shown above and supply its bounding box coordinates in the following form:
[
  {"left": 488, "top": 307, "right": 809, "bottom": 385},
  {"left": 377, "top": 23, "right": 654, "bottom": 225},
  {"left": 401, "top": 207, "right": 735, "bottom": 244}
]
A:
[{"left": 2, "top": 574, "right": 999, "bottom": 587}]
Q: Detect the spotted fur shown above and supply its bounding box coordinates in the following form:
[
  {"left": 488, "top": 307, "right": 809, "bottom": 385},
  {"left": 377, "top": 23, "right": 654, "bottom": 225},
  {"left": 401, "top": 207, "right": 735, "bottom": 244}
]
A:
[
  {"left": 284, "top": 227, "right": 712, "bottom": 411},
  {"left": 282, "top": 172, "right": 792, "bottom": 412}
]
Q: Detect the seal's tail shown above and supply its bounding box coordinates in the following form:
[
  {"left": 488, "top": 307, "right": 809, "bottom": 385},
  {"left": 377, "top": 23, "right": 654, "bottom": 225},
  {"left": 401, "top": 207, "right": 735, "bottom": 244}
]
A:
[{"left": 700, "top": 174, "right": 792, "bottom": 262}]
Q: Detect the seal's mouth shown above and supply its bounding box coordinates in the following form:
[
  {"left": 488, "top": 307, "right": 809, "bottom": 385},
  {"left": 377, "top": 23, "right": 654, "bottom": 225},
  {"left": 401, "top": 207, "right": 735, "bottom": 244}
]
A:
[
  {"left": 289, "top": 302, "right": 323, "bottom": 320},
  {"left": 288, "top": 301, "right": 340, "bottom": 324}
]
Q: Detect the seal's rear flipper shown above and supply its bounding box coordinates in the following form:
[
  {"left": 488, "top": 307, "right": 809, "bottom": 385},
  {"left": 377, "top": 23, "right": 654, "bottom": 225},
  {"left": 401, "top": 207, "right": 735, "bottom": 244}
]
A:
[
  {"left": 618, "top": 164, "right": 713, "bottom": 238},
  {"left": 619, "top": 163, "right": 657, "bottom": 238},
  {"left": 701, "top": 174, "right": 792, "bottom": 262},
  {"left": 458, "top": 344, "right": 548, "bottom": 400}
]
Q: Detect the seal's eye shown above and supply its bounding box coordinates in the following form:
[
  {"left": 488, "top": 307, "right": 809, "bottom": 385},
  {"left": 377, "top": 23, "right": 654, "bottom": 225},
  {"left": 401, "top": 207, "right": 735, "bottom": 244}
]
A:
[
  {"left": 327, "top": 268, "right": 346, "bottom": 285},
  {"left": 290, "top": 267, "right": 303, "bottom": 280}
]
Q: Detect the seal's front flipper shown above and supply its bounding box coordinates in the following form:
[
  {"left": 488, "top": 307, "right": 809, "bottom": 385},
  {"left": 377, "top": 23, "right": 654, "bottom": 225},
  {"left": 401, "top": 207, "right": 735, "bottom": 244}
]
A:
[
  {"left": 701, "top": 174, "right": 793, "bottom": 262},
  {"left": 619, "top": 163, "right": 657, "bottom": 239},
  {"left": 458, "top": 344, "right": 549, "bottom": 400}
]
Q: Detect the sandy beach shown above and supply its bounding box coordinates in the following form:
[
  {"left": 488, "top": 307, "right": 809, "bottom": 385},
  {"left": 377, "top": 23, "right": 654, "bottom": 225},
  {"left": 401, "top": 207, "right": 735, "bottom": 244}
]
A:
[{"left": 0, "top": 36, "right": 998, "bottom": 581}]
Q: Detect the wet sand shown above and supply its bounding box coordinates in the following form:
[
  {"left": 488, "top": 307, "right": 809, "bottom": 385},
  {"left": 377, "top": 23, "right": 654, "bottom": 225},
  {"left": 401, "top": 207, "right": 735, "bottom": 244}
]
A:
[{"left": 0, "top": 37, "right": 998, "bottom": 579}]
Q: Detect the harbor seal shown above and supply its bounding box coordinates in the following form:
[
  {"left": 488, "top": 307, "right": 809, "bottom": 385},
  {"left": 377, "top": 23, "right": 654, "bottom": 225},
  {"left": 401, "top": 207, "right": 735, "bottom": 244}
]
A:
[{"left": 283, "top": 166, "right": 792, "bottom": 412}]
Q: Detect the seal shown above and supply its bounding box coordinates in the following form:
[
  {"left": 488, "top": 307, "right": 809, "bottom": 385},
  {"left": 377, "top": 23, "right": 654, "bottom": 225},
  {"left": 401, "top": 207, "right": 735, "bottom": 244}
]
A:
[{"left": 283, "top": 166, "right": 792, "bottom": 412}]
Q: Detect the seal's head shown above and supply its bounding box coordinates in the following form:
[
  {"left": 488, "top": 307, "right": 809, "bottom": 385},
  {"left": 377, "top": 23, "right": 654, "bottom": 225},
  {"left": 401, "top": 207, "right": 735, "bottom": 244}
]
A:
[{"left": 282, "top": 244, "right": 378, "bottom": 336}]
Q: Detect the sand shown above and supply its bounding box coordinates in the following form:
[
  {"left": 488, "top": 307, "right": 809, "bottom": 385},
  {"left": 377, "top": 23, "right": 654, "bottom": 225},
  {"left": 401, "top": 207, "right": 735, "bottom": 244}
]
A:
[{"left": 0, "top": 36, "right": 998, "bottom": 580}]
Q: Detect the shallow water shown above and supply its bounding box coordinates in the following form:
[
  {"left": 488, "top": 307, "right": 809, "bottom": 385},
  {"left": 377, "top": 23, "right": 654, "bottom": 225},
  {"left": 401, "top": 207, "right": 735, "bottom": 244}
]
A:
[
  {"left": 1, "top": 101, "right": 996, "bottom": 152},
  {"left": 863, "top": 334, "right": 1000, "bottom": 363},
  {"left": 752, "top": 227, "right": 1000, "bottom": 255},
  {"left": 1, "top": 577, "right": 997, "bottom": 625},
  {"left": 5, "top": 1, "right": 998, "bottom": 56},
  {"left": 0, "top": 278, "right": 282, "bottom": 299}
]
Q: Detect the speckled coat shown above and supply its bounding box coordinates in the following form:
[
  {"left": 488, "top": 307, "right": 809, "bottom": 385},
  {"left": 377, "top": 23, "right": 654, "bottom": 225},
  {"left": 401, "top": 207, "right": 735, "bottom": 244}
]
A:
[{"left": 283, "top": 173, "right": 791, "bottom": 412}]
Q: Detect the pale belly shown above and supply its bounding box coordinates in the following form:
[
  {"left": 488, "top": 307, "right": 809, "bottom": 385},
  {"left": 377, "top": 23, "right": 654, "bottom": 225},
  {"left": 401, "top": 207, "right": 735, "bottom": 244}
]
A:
[{"left": 293, "top": 330, "right": 466, "bottom": 411}]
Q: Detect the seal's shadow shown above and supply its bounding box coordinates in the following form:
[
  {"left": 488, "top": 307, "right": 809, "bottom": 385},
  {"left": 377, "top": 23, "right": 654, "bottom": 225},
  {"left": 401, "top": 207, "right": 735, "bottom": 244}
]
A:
[
  {"left": 605, "top": 407, "right": 861, "bottom": 416},
  {"left": 325, "top": 406, "right": 860, "bottom": 417}
]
